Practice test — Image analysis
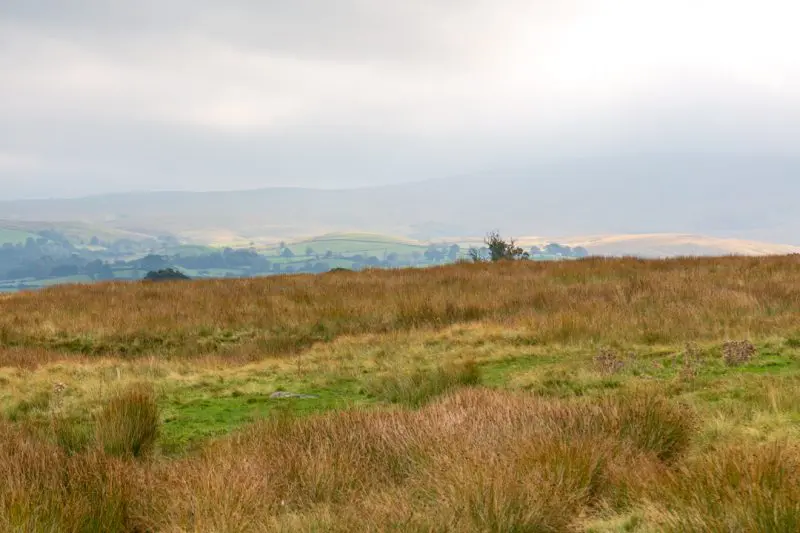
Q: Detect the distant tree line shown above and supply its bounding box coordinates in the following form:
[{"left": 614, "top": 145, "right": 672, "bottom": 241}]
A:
[{"left": 0, "top": 229, "right": 591, "bottom": 288}]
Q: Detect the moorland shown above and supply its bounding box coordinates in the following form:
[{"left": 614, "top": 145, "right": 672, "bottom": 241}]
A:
[{"left": 2, "top": 255, "right": 800, "bottom": 531}]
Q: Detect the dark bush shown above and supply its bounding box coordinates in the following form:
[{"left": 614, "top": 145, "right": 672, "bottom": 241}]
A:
[{"left": 143, "top": 268, "right": 190, "bottom": 282}]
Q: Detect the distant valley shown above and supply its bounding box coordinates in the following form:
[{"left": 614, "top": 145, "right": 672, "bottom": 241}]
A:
[{"left": 2, "top": 153, "right": 799, "bottom": 291}]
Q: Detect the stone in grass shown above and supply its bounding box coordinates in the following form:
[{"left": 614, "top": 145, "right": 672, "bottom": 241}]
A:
[{"left": 269, "top": 391, "right": 320, "bottom": 400}]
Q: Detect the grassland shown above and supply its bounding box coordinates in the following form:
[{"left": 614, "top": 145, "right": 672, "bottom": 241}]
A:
[
  {"left": 280, "top": 233, "right": 427, "bottom": 255},
  {"left": 0, "top": 227, "right": 39, "bottom": 245},
  {"left": 2, "top": 256, "right": 800, "bottom": 531}
]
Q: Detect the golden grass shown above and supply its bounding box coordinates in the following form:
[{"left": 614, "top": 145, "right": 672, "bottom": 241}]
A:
[
  {"left": 95, "top": 383, "right": 159, "bottom": 459},
  {"left": 2, "top": 256, "right": 800, "bottom": 531},
  {"left": 1, "top": 389, "right": 699, "bottom": 532},
  {"left": 4, "top": 386, "right": 796, "bottom": 532},
  {"left": 1, "top": 255, "right": 800, "bottom": 362}
]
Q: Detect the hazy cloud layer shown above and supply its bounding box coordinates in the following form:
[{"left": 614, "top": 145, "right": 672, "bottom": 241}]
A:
[{"left": 1, "top": 0, "right": 799, "bottom": 198}]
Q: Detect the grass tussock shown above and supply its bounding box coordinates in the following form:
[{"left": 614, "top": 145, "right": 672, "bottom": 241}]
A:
[
  {"left": 656, "top": 442, "right": 800, "bottom": 532},
  {"left": 1, "top": 383, "right": 797, "bottom": 531},
  {"left": 95, "top": 382, "right": 159, "bottom": 459},
  {"left": 0, "top": 422, "right": 152, "bottom": 533},
  {"left": 0, "top": 388, "right": 699, "bottom": 532},
  {"left": 366, "top": 359, "right": 481, "bottom": 406},
  {"left": 153, "top": 389, "right": 669, "bottom": 531}
]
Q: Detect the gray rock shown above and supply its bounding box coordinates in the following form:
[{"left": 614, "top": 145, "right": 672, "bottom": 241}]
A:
[{"left": 269, "top": 391, "right": 320, "bottom": 400}]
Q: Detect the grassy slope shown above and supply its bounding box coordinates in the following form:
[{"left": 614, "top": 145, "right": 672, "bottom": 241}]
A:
[
  {"left": 284, "top": 233, "right": 427, "bottom": 255},
  {"left": 2, "top": 256, "right": 800, "bottom": 531},
  {"left": 559, "top": 233, "right": 800, "bottom": 257},
  {"left": 0, "top": 227, "right": 39, "bottom": 245},
  {"left": 0, "top": 219, "right": 158, "bottom": 243}
]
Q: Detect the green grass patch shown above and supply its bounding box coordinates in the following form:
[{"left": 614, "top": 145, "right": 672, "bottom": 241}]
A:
[
  {"left": 159, "top": 384, "right": 369, "bottom": 454},
  {"left": 480, "top": 353, "right": 564, "bottom": 387},
  {"left": 285, "top": 233, "right": 426, "bottom": 256}
]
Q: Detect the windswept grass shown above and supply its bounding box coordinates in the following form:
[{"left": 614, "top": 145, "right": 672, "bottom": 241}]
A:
[
  {"left": 2, "top": 255, "right": 800, "bottom": 530},
  {"left": 1, "top": 255, "right": 800, "bottom": 360}
]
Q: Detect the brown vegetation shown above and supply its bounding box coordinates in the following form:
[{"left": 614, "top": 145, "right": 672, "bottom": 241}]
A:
[
  {"left": 1, "top": 255, "right": 799, "bottom": 363},
  {"left": 2, "top": 255, "right": 800, "bottom": 531},
  {"left": 0, "top": 389, "right": 700, "bottom": 532}
]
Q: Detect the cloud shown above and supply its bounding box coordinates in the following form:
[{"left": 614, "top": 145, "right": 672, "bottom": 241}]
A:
[
  {"left": 0, "top": 151, "right": 42, "bottom": 173},
  {"left": 0, "top": 0, "right": 799, "bottom": 197}
]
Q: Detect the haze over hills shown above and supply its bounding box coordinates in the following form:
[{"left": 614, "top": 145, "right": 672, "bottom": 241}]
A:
[{"left": 2, "top": 154, "right": 798, "bottom": 255}]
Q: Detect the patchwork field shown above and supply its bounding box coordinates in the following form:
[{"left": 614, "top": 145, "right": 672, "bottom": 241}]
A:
[{"left": 2, "top": 256, "right": 800, "bottom": 531}]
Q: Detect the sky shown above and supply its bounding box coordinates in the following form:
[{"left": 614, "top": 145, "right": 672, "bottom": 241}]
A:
[{"left": 1, "top": 0, "right": 799, "bottom": 199}]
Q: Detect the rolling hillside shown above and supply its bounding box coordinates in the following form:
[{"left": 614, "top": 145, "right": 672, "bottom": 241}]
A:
[
  {"left": 518, "top": 234, "right": 800, "bottom": 258},
  {"left": 2, "top": 154, "right": 798, "bottom": 247}
]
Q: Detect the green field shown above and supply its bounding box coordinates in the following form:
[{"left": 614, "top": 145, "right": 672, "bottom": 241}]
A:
[
  {"left": 0, "top": 228, "right": 38, "bottom": 245},
  {"left": 0, "top": 228, "right": 569, "bottom": 294},
  {"left": 281, "top": 233, "right": 431, "bottom": 256}
]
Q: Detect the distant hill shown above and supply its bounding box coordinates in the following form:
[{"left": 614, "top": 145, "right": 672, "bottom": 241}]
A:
[
  {"left": 0, "top": 219, "right": 158, "bottom": 244},
  {"left": 530, "top": 234, "right": 800, "bottom": 258},
  {"left": 2, "top": 154, "right": 798, "bottom": 246}
]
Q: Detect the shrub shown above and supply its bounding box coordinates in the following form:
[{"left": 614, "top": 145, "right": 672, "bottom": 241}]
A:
[
  {"left": 722, "top": 339, "right": 756, "bottom": 367},
  {"left": 143, "top": 268, "right": 190, "bottom": 282},
  {"left": 484, "top": 231, "right": 529, "bottom": 261},
  {"left": 95, "top": 383, "right": 159, "bottom": 459}
]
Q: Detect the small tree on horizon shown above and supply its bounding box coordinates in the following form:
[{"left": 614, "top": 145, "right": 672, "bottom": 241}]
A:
[
  {"left": 144, "top": 268, "right": 191, "bottom": 282},
  {"left": 484, "top": 231, "right": 529, "bottom": 262}
]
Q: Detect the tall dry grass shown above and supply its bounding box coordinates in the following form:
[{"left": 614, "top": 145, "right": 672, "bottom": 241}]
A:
[
  {"left": 0, "top": 421, "right": 153, "bottom": 532},
  {"left": 656, "top": 442, "right": 800, "bottom": 531},
  {"left": 2, "top": 257, "right": 800, "bottom": 530},
  {"left": 95, "top": 382, "right": 159, "bottom": 459},
  {"left": 0, "top": 388, "right": 709, "bottom": 532},
  {"left": 366, "top": 359, "right": 482, "bottom": 406},
  {"left": 1, "top": 255, "right": 799, "bottom": 362}
]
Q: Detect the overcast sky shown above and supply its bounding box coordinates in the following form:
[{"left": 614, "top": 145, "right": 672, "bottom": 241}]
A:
[{"left": 1, "top": 0, "right": 799, "bottom": 199}]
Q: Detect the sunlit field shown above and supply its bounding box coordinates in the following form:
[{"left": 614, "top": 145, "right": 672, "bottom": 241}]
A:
[{"left": 2, "top": 256, "right": 800, "bottom": 531}]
